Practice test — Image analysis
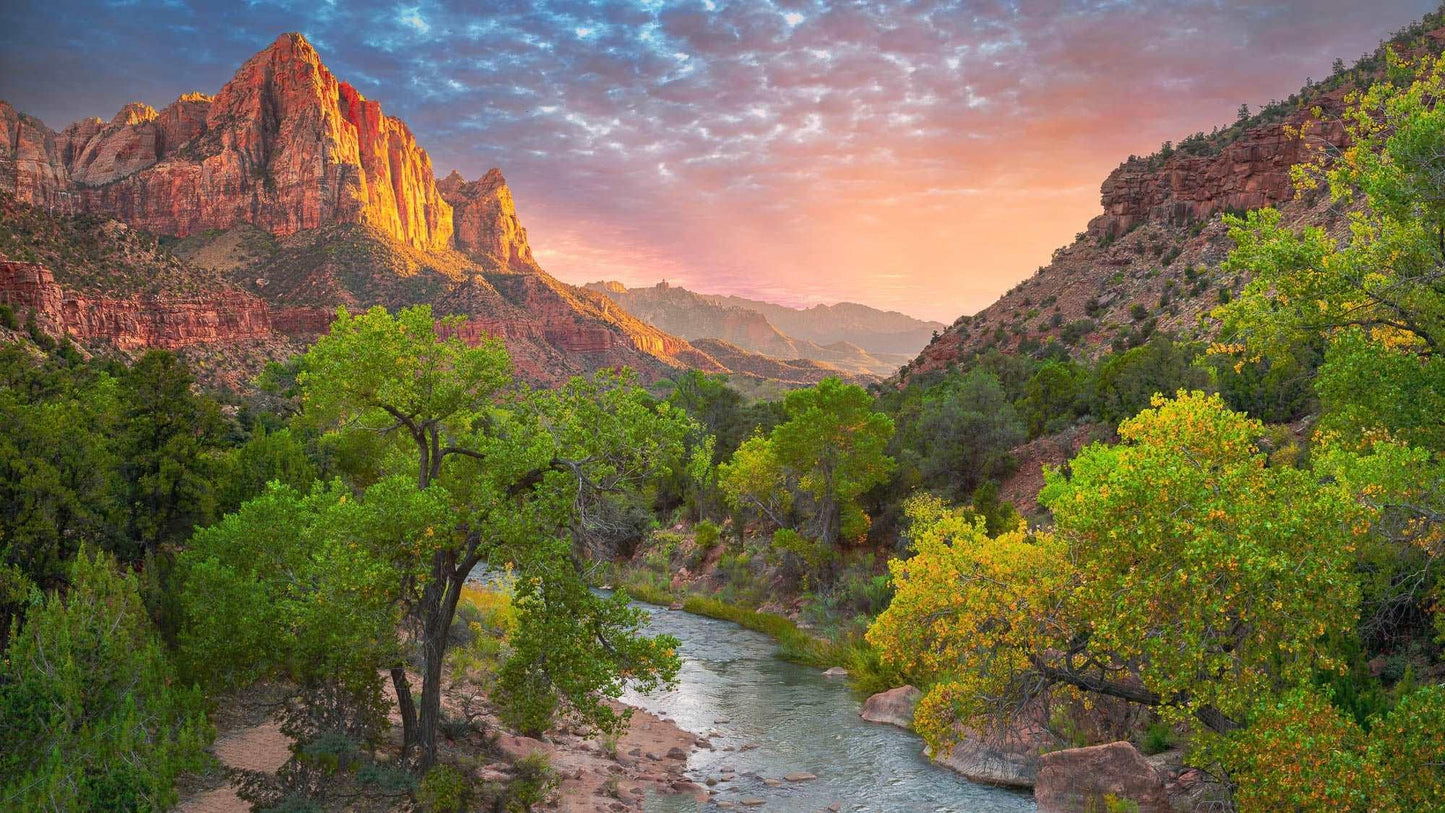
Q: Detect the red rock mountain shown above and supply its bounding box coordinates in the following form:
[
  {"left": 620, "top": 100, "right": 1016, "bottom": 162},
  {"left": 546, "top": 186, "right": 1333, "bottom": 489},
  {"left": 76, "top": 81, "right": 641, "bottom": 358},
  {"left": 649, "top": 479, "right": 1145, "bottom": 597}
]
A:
[
  {"left": 0, "top": 33, "right": 830, "bottom": 388},
  {"left": 896, "top": 19, "right": 1445, "bottom": 383},
  {"left": 4, "top": 34, "right": 453, "bottom": 249}
]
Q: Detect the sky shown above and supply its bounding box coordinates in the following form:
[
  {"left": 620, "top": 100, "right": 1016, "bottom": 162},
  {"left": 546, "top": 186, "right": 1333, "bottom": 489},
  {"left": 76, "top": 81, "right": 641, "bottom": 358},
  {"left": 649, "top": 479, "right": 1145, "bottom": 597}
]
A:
[{"left": 0, "top": 1, "right": 1439, "bottom": 322}]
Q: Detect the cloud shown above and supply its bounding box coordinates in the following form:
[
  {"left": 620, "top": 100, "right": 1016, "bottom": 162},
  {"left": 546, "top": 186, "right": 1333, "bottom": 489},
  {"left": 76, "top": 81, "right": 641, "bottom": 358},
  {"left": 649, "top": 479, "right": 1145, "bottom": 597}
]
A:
[{"left": 0, "top": 0, "right": 1439, "bottom": 320}]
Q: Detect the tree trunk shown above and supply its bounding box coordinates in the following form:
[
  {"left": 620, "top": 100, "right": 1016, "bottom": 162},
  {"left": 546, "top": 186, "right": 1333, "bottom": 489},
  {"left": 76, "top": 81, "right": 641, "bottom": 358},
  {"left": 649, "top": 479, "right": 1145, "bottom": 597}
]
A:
[
  {"left": 391, "top": 666, "right": 418, "bottom": 759},
  {"left": 416, "top": 555, "right": 471, "bottom": 770}
]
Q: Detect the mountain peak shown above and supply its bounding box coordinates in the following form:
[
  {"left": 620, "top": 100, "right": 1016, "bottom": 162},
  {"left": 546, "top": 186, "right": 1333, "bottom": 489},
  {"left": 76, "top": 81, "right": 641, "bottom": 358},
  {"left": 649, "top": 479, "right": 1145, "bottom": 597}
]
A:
[
  {"left": 110, "top": 102, "right": 156, "bottom": 127},
  {"left": 437, "top": 169, "right": 535, "bottom": 268}
]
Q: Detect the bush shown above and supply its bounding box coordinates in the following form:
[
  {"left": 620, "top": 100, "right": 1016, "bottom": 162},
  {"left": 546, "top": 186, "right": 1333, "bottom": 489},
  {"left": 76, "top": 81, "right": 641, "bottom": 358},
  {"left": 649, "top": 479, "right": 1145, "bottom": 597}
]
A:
[
  {"left": 0, "top": 303, "right": 15, "bottom": 330},
  {"left": 1129, "top": 303, "right": 1150, "bottom": 321},
  {"left": 507, "top": 752, "right": 558, "bottom": 810},
  {"left": 0, "top": 549, "right": 212, "bottom": 810},
  {"left": 417, "top": 763, "right": 472, "bottom": 813},
  {"left": 695, "top": 519, "right": 721, "bottom": 550}
]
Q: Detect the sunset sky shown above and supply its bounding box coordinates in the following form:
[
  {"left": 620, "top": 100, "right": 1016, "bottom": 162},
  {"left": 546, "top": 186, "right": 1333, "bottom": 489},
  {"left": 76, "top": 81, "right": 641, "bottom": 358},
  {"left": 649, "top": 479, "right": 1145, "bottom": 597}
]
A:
[{"left": 1, "top": 0, "right": 1438, "bottom": 322}]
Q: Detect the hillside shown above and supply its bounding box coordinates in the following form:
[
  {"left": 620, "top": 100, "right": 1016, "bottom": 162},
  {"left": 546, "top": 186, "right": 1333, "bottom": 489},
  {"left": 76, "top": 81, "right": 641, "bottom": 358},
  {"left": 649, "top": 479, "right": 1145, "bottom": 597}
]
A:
[
  {"left": 900, "top": 12, "right": 1445, "bottom": 383},
  {"left": 585, "top": 280, "right": 923, "bottom": 376}
]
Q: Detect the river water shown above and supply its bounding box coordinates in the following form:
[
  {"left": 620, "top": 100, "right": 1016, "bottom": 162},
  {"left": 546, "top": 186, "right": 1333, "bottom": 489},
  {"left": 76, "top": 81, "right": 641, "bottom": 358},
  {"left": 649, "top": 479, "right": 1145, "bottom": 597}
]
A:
[{"left": 618, "top": 601, "right": 1036, "bottom": 812}]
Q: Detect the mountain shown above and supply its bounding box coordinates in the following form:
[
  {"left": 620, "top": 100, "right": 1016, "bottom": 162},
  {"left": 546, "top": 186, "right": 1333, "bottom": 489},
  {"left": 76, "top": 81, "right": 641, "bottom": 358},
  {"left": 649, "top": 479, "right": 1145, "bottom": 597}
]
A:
[
  {"left": 584, "top": 280, "right": 933, "bottom": 376},
  {"left": 899, "top": 12, "right": 1445, "bottom": 384},
  {"left": 0, "top": 32, "right": 823, "bottom": 389},
  {"left": 696, "top": 291, "right": 945, "bottom": 356}
]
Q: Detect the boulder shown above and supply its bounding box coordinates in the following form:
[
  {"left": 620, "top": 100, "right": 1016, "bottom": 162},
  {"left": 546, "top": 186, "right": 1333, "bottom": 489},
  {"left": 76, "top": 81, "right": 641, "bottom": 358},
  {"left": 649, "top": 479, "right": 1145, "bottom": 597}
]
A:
[
  {"left": 1035, "top": 741, "right": 1170, "bottom": 813},
  {"left": 860, "top": 686, "right": 921, "bottom": 729},
  {"left": 929, "top": 710, "right": 1053, "bottom": 788},
  {"left": 494, "top": 733, "right": 552, "bottom": 762},
  {"left": 822, "top": 666, "right": 849, "bottom": 678}
]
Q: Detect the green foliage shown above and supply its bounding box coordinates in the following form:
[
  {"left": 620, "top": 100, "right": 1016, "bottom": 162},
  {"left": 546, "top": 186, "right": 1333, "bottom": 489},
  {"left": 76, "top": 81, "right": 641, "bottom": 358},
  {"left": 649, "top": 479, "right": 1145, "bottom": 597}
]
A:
[
  {"left": 1204, "top": 687, "right": 1378, "bottom": 812},
  {"left": 0, "top": 549, "right": 211, "bottom": 811},
  {"left": 694, "top": 519, "right": 721, "bottom": 550},
  {"left": 496, "top": 548, "right": 679, "bottom": 737},
  {"left": 505, "top": 752, "right": 558, "bottom": 811},
  {"left": 912, "top": 369, "right": 1023, "bottom": 498},
  {"left": 416, "top": 764, "right": 472, "bottom": 813},
  {"left": 214, "top": 427, "right": 318, "bottom": 515},
  {"left": 1093, "top": 336, "right": 1210, "bottom": 424},
  {"left": 117, "top": 350, "right": 223, "bottom": 560},
  {"left": 1368, "top": 684, "right": 1445, "bottom": 810},
  {"left": 721, "top": 377, "right": 894, "bottom": 547},
  {"left": 1018, "top": 360, "right": 1085, "bottom": 437}
]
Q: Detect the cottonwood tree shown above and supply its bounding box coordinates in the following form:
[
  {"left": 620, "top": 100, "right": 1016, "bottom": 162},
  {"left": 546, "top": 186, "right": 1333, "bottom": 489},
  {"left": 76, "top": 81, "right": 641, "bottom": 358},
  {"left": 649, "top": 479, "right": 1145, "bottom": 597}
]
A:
[
  {"left": 720, "top": 377, "right": 893, "bottom": 548},
  {"left": 231, "top": 305, "right": 687, "bottom": 769},
  {"left": 870, "top": 392, "right": 1362, "bottom": 749}
]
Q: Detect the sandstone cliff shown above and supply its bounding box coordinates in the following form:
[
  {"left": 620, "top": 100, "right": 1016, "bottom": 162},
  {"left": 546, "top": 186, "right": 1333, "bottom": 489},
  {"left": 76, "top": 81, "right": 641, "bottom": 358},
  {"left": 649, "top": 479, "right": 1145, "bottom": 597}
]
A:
[
  {"left": 2, "top": 33, "right": 454, "bottom": 251},
  {"left": 437, "top": 169, "right": 536, "bottom": 268}
]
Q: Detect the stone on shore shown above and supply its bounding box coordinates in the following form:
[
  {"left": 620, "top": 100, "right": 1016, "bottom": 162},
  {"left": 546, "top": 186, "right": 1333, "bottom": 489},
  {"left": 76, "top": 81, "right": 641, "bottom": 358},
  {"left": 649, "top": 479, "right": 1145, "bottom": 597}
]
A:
[
  {"left": 1034, "top": 741, "right": 1170, "bottom": 812},
  {"left": 860, "top": 686, "right": 922, "bottom": 729}
]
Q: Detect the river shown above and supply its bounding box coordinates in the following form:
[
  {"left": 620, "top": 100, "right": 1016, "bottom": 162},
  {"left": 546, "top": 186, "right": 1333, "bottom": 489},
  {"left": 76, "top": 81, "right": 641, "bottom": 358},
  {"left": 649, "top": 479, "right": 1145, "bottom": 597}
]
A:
[{"left": 618, "top": 600, "right": 1036, "bottom": 812}]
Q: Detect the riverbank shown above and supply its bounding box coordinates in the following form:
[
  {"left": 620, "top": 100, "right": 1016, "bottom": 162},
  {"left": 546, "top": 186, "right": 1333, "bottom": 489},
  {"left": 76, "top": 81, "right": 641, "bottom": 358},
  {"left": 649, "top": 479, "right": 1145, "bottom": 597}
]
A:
[{"left": 173, "top": 677, "right": 705, "bottom": 812}]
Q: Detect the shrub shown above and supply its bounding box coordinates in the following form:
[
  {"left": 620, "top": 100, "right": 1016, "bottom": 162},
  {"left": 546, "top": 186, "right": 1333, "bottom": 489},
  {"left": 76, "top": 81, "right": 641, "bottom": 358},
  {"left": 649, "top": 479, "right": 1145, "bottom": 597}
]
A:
[
  {"left": 1129, "top": 303, "right": 1150, "bottom": 321},
  {"left": 1207, "top": 688, "right": 1378, "bottom": 811},
  {"left": 417, "top": 763, "right": 472, "bottom": 813},
  {"left": 0, "top": 549, "right": 212, "bottom": 810},
  {"left": 507, "top": 752, "right": 558, "bottom": 810},
  {"left": 1139, "top": 721, "right": 1174, "bottom": 755},
  {"left": 0, "top": 303, "right": 15, "bottom": 330},
  {"left": 695, "top": 520, "right": 721, "bottom": 551},
  {"left": 1369, "top": 685, "right": 1445, "bottom": 810}
]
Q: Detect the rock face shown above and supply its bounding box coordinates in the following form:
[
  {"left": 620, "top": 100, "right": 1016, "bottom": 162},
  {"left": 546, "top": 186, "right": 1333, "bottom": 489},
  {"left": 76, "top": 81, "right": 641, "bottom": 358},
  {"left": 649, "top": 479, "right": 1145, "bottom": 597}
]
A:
[
  {"left": 1034, "top": 741, "right": 1170, "bottom": 813},
  {"left": 929, "top": 709, "right": 1053, "bottom": 788},
  {"left": 1, "top": 33, "right": 454, "bottom": 250},
  {"left": 1092, "top": 112, "right": 1348, "bottom": 239},
  {"left": 0, "top": 259, "right": 301, "bottom": 350},
  {"left": 437, "top": 169, "right": 535, "bottom": 267},
  {"left": 859, "top": 686, "right": 921, "bottom": 729}
]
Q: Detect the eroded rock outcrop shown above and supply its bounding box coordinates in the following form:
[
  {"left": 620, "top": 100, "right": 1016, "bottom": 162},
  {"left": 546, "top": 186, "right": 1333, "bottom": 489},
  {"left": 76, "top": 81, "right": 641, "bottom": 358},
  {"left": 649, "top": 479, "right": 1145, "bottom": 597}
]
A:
[
  {"left": 1092, "top": 104, "right": 1349, "bottom": 239},
  {"left": 0, "top": 259, "right": 285, "bottom": 349},
  {"left": 437, "top": 169, "right": 535, "bottom": 267},
  {"left": 1, "top": 33, "right": 454, "bottom": 250}
]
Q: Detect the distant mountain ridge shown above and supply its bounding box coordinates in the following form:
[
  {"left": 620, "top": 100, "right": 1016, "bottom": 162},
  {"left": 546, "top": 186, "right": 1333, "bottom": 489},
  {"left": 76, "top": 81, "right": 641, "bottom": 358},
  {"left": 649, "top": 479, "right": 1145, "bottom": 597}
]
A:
[{"left": 584, "top": 280, "right": 941, "bottom": 376}]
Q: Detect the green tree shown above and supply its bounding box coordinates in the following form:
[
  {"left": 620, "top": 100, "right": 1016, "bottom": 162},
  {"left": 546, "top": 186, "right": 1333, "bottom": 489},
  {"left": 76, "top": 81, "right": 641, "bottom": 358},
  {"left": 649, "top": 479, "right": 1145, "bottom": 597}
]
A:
[
  {"left": 721, "top": 378, "right": 894, "bottom": 547},
  {"left": 117, "top": 351, "right": 221, "bottom": 561},
  {"left": 213, "top": 426, "right": 319, "bottom": 515},
  {"left": 0, "top": 549, "right": 211, "bottom": 810},
  {"left": 292, "top": 305, "right": 685, "bottom": 768},
  {"left": 1092, "top": 335, "right": 1209, "bottom": 424},
  {"left": 1018, "top": 360, "right": 1084, "bottom": 438},
  {"left": 913, "top": 369, "right": 1023, "bottom": 498}
]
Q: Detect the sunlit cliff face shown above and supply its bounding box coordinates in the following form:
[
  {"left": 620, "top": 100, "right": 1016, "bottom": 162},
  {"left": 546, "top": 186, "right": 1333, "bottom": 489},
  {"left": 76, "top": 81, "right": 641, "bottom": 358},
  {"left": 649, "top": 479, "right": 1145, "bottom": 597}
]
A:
[{"left": 0, "top": 0, "right": 1437, "bottom": 321}]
